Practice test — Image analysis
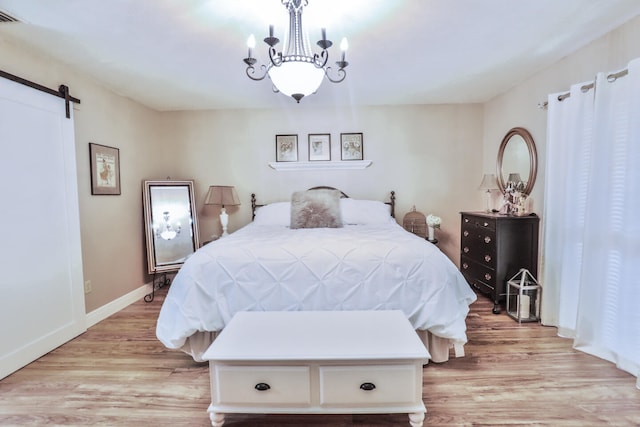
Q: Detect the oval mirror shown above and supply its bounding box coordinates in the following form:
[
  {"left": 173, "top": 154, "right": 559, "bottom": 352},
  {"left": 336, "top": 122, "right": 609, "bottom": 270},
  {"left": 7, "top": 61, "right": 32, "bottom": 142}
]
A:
[{"left": 496, "top": 127, "right": 538, "bottom": 195}]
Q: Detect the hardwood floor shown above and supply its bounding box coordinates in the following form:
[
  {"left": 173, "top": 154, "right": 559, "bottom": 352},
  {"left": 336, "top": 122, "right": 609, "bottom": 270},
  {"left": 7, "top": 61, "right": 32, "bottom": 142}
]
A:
[{"left": 1, "top": 288, "right": 638, "bottom": 426}]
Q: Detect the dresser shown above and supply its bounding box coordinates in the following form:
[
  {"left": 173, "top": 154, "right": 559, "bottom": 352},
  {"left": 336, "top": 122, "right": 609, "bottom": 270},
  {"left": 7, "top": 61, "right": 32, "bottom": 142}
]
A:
[
  {"left": 203, "top": 310, "right": 429, "bottom": 427},
  {"left": 459, "top": 212, "right": 539, "bottom": 314}
]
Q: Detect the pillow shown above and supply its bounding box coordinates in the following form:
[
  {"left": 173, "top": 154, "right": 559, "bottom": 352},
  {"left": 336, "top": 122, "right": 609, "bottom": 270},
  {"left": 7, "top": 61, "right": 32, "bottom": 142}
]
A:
[
  {"left": 340, "top": 198, "right": 394, "bottom": 225},
  {"left": 290, "top": 189, "right": 343, "bottom": 229},
  {"left": 253, "top": 202, "right": 291, "bottom": 226}
]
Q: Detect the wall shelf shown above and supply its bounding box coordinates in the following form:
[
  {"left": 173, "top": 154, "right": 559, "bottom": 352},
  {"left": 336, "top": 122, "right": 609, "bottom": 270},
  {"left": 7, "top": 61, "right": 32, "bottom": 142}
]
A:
[{"left": 268, "top": 160, "right": 372, "bottom": 171}]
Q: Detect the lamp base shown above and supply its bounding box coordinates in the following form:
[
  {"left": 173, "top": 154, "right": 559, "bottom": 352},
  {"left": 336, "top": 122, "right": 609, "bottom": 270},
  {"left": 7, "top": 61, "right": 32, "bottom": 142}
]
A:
[
  {"left": 485, "top": 190, "right": 492, "bottom": 213},
  {"left": 219, "top": 208, "right": 229, "bottom": 237}
]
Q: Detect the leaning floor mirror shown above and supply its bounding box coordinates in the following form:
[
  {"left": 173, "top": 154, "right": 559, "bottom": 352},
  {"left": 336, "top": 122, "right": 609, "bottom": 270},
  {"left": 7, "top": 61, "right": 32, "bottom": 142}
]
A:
[{"left": 143, "top": 180, "right": 200, "bottom": 276}]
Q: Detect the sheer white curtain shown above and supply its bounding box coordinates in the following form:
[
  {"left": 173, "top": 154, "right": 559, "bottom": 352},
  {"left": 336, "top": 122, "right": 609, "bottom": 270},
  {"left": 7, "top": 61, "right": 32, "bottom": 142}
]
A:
[{"left": 542, "top": 58, "right": 640, "bottom": 384}]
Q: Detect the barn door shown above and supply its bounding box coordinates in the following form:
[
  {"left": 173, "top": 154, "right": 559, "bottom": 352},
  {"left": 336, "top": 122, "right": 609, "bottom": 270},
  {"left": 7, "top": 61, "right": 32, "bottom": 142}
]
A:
[{"left": 0, "top": 77, "right": 85, "bottom": 379}]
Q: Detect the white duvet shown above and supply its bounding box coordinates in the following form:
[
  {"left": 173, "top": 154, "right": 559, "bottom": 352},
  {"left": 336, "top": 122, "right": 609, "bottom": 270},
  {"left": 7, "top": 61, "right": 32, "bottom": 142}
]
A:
[{"left": 156, "top": 221, "right": 477, "bottom": 355}]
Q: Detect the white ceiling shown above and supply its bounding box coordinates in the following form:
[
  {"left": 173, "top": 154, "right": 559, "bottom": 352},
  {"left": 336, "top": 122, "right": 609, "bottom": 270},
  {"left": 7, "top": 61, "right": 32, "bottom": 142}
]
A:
[{"left": 1, "top": 0, "right": 639, "bottom": 111}]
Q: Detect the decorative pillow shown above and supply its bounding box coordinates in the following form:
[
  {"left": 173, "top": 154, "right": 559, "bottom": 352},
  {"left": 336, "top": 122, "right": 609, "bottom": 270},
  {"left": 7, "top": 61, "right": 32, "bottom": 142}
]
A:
[
  {"left": 340, "top": 198, "right": 394, "bottom": 225},
  {"left": 290, "top": 189, "right": 343, "bottom": 229},
  {"left": 253, "top": 202, "right": 291, "bottom": 226}
]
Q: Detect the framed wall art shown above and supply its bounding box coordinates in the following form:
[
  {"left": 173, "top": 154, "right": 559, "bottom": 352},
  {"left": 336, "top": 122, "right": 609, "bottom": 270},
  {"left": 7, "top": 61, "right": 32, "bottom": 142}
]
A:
[
  {"left": 276, "top": 134, "right": 298, "bottom": 162},
  {"left": 340, "top": 132, "right": 364, "bottom": 161},
  {"left": 308, "top": 133, "right": 331, "bottom": 161},
  {"left": 89, "top": 142, "right": 121, "bottom": 195}
]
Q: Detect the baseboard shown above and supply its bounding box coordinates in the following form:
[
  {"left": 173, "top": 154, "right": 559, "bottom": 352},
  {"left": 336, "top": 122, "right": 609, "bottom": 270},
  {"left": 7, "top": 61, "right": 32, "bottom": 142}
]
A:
[{"left": 86, "top": 283, "right": 153, "bottom": 328}]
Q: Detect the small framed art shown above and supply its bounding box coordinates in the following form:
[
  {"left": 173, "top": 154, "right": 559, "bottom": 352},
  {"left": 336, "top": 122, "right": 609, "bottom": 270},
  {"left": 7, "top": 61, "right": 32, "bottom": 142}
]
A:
[
  {"left": 340, "top": 133, "right": 364, "bottom": 161},
  {"left": 276, "top": 134, "right": 298, "bottom": 162},
  {"left": 308, "top": 133, "right": 331, "bottom": 161},
  {"left": 89, "top": 142, "right": 121, "bottom": 195}
]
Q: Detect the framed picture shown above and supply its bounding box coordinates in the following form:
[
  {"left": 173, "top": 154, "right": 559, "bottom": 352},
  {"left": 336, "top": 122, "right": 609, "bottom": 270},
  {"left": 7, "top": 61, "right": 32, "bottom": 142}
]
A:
[
  {"left": 89, "top": 142, "right": 121, "bottom": 195},
  {"left": 276, "top": 134, "right": 298, "bottom": 162},
  {"left": 142, "top": 180, "right": 200, "bottom": 274},
  {"left": 340, "top": 133, "right": 364, "bottom": 161},
  {"left": 308, "top": 133, "right": 331, "bottom": 161}
]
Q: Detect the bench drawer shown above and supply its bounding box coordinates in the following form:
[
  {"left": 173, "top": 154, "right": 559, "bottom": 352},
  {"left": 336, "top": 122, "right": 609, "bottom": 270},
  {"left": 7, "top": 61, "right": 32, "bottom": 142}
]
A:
[
  {"left": 214, "top": 365, "right": 311, "bottom": 405},
  {"left": 319, "top": 365, "right": 418, "bottom": 406}
]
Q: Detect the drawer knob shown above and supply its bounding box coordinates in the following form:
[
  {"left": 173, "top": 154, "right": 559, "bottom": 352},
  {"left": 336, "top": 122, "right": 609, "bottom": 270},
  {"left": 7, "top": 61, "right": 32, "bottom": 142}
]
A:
[
  {"left": 462, "top": 263, "right": 469, "bottom": 269},
  {"left": 463, "top": 230, "right": 469, "bottom": 237},
  {"left": 464, "top": 218, "right": 469, "bottom": 223},
  {"left": 484, "top": 255, "right": 492, "bottom": 262},
  {"left": 485, "top": 273, "right": 492, "bottom": 281},
  {"left": 463, "top": 247, "right": 470, "bottom": 253},
  {"left": 484, "top": 236, "right": 492, "bottom": 243},
  {"left": 483, "top": 222, "right": 489, "bottom": 227},
  {"left": 360, "top": 382, "right": 376, "bottom": 391},
  {"left": 254, "top": 383, "right": 271, "bottom": 391}
]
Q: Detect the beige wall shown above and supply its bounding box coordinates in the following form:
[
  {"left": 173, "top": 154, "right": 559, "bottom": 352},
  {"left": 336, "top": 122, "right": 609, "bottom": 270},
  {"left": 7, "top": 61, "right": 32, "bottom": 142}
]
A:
[
  {"left": 160, "top": 104, "right": 483, "bottom": 260},
  {"left": 0, "top": 34, "right": 164, "bottom": 312},
  {"left": 483, "top": 15, "right": 640, "bottom": 215},
  {"left": 4, "top": 13, "right": 638, "bottom": 314},
  {"left": 482, "top": 14, "right": 640, "bottom": 278}
]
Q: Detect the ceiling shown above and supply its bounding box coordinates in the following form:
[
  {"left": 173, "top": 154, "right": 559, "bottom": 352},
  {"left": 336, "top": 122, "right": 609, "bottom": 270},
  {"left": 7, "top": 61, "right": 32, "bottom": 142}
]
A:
[{"left": 1, "top": 0, "right": 639, "bottom": 111}]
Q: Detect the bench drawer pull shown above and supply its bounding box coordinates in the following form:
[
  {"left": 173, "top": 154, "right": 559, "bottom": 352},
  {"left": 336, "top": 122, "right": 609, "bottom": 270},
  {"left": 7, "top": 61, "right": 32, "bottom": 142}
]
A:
[
  {"left": 255, "top": 383, "right": 271, "bottom": 391},
  {"left": 360, "top": 382, "right": 376, "bottom": 391}
]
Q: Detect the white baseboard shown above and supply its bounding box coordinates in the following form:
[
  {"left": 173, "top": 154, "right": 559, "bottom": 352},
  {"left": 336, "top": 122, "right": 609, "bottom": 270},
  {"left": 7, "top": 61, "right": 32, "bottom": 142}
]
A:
[{"left": 86, "top": 283, "right": 153, "bottom": 328}]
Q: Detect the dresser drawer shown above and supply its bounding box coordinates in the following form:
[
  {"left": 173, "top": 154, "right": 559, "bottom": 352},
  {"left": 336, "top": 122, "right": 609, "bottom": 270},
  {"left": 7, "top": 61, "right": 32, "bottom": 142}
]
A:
[
  {"left": 213, "top": 365, "right": 311, "bottom": 405},
  {"left": 462, "top": 214, "right": 496, "bottom": 231},
  {"left": 460, "top": 237, "right": 496, "bottom": 267},
  {"left": 461, "top": 256, "right": 496, "bottom": 290},
  {"left": 319, "top": 365, "right": 418, "bottom": 406}
]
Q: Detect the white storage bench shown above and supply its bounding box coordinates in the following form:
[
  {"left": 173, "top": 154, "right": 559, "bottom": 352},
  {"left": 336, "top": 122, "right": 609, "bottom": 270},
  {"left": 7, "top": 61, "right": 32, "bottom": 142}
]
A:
[{"left": 203, "top": 310, "right": 430, "bottom": 427}]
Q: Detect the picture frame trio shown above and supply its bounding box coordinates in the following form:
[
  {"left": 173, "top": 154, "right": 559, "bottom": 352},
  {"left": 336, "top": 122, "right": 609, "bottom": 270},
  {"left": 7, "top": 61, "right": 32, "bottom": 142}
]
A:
[{"left": 276, "top": 133, "right": 364, "bottom": 162}]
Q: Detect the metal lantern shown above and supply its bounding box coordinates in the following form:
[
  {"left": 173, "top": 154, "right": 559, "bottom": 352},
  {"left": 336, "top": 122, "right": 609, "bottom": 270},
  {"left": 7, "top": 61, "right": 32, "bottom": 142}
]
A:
[{"left": 506, "top": 268, "right": 541, "bottom": 323}]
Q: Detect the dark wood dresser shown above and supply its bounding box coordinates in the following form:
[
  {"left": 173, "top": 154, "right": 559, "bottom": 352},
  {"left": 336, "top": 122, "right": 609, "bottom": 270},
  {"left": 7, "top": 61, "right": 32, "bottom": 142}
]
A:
[{"left": 459, "top": 212, "right": 539, "bottom": 313}]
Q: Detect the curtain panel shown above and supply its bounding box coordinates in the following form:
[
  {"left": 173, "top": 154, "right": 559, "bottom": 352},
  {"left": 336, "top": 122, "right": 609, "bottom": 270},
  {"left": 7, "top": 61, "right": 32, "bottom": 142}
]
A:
[{"left": 542, "top": 58, "right": 640, "bottom": 384}]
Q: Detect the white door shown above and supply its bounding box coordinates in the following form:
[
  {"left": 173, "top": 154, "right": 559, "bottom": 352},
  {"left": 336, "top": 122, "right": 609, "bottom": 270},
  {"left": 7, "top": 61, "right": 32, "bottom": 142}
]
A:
[{"left": 0, "top": 77, "right": 86, "bottom": 380}]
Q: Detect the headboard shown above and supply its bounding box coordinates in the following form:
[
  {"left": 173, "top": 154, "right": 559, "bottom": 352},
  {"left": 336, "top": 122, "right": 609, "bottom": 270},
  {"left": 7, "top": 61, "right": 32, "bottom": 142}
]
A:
[{"left": 251, "top": 187, "right": 396, "bottom": 220}]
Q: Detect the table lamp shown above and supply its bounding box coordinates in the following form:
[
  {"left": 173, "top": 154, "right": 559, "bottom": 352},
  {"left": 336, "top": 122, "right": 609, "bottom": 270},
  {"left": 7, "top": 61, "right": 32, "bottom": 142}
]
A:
[
  {"left": 204, "top": 185, "right": 241, "bottom": 237},
  {"left": 478, "top": 173, "right": 499, "bottom": 212}
]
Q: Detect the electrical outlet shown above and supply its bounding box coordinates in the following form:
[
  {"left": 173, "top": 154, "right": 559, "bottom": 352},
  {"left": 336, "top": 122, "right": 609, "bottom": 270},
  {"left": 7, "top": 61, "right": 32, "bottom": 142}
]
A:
[{"left": 84, "top": 280, "right": 92, "bottom": 294}]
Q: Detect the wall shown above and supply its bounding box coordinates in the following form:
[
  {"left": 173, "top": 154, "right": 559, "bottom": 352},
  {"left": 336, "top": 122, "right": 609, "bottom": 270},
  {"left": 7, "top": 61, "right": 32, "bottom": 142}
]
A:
[
  {"left": 482, "top": 14, "right": 640, "bottom": 274},
  {"left": 160, "top": 104, "right": 483, "bottom": 261},
  {"left": 4, "top": 13, "right": 639, "bottom": 315},
  {"left": 0, "top": 34, "right": 164, "bottom": 313}
]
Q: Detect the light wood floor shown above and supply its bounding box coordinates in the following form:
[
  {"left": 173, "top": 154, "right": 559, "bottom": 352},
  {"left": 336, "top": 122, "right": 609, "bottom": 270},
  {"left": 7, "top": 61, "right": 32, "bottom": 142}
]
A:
[{"left": 1, "top": 288, "right": 638, "bottom": 426}]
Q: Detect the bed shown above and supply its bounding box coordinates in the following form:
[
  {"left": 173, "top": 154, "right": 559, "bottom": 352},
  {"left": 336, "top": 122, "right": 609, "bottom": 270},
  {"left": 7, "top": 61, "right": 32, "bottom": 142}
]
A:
[{"left": 156, "top": 187, "right": 477, "bottom": 363}]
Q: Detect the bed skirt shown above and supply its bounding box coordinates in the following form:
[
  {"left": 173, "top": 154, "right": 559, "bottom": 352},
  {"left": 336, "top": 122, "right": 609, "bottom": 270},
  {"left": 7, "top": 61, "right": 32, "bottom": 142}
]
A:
[{"left": 178, "top": 329, "right": 464, "bottom": 364}]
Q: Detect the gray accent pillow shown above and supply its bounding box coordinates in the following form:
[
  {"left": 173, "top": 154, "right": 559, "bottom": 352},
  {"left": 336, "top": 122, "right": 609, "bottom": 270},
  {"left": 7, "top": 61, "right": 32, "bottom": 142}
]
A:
[{"left": 290, "top": 189, "right": 343, "bottom": 229}]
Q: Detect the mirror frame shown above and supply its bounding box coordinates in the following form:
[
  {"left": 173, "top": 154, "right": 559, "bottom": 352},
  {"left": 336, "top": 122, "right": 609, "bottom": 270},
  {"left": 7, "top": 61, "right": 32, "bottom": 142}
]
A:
[
  {"left": 496, "top": 127, "right": 538, "bottom": 195},
  {"left": 143, "top": 179, "right": 200, "bottom": 274}
]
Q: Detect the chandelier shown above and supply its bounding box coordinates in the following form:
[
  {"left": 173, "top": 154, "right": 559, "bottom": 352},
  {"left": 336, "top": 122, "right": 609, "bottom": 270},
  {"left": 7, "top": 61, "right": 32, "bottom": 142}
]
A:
[
  {"left": 155, "top": 211, "right": 181, "bottom": 241},
  {"left": 243, "top": 0, "right": 349, "bottom": 103}
]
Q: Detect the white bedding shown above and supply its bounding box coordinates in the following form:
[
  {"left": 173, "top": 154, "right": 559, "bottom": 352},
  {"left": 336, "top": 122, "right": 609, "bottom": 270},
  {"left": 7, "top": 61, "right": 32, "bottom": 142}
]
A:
[{"left": 156, "top": 219, "right": 477, "bottom": 362}]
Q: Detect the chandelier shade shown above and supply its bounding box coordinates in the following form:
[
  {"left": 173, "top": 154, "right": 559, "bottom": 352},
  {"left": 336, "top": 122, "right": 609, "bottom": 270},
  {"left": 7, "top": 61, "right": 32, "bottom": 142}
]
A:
[
  {"left": 243, "top": 0, "right": 349, "bottom": 103},
  {"left": 268, "top": 61, "right": 325, "bottom": 99}
]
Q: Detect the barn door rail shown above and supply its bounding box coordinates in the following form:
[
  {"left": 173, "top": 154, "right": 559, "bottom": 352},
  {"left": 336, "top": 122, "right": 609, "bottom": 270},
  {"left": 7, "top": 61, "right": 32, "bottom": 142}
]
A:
[{"left": 0, "top": 68, "right": 81, "bottom": 118}]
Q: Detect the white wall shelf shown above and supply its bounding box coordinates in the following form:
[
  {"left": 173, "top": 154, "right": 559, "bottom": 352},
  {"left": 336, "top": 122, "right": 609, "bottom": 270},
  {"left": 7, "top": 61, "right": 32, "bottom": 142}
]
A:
[{"left": 268, "top": 160, "right": 372, "bottom": 171}]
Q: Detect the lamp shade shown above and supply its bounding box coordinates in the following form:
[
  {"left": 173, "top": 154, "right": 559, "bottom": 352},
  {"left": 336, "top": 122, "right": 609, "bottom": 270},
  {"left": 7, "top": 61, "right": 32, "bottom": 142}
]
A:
[
  {"left": 204, "top": 186, "right": 241, "bottom": 207},
  {"left": 507, "top": 173, "right": 523, "bottom": 184},
  {"left": 478, "top": 173, "right": 499, "bottom": 190}
]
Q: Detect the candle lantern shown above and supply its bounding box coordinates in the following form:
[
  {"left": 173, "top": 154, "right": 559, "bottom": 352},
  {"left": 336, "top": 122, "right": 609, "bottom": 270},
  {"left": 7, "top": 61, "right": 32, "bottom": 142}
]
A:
[{"left": 506, "top": 268, "right": 541, "bottom": 323}]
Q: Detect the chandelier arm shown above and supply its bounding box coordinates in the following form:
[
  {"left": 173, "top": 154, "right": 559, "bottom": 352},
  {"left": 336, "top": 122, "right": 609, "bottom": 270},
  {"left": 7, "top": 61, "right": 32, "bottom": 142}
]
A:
[
  {"left": 325, "top": 66, "right": 347, "bottom": 84},
  {"left": 245, "top": 64, "right": 269, "bottom": 81},
  {"left": 268, "top": 47, "right": 283, "bottom": 67},
  {"left": 313, "top": 50, "right": 329, "bottom": 69}
]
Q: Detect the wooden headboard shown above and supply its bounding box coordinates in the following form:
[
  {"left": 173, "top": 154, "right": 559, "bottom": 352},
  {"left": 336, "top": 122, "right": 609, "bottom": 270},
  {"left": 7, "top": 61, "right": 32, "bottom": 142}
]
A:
[{"left": 251, "top": 187, "right": 396, "bottom": 220}]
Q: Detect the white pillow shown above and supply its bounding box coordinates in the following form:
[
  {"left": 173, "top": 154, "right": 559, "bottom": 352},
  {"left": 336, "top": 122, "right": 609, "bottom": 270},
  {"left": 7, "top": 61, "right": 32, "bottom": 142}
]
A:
[
  {"left": 340, "top": 198, "right": 394, "bottom": 225},
  {"left": 253, "top": 202, "right": 291, "bottom": 226}
]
